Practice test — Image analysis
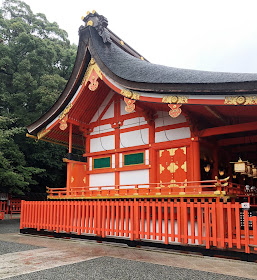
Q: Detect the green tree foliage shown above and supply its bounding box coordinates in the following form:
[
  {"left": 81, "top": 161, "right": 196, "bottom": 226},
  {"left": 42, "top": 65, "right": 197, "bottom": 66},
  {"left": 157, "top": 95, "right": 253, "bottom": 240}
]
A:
[{"left": 0, "top": 0, "right": 77, "bottom": 194}]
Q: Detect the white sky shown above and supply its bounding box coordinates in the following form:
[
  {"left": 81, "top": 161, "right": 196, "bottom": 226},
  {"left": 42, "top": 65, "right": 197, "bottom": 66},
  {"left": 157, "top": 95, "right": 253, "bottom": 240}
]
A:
[{"left": 2, "top": 0, "right": 257, "bottom": 73}]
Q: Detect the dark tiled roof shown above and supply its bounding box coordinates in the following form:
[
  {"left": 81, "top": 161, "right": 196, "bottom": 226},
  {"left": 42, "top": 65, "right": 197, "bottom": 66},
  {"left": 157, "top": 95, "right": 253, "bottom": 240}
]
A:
[{"left": 89, "top": 27, "right": 257, "bottom": 85}]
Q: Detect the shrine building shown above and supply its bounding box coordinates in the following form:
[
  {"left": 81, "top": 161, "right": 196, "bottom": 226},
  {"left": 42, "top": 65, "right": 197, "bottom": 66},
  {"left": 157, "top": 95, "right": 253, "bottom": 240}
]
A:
[{"left": 22, "top": 11, "right": 257, "bottom": 255}]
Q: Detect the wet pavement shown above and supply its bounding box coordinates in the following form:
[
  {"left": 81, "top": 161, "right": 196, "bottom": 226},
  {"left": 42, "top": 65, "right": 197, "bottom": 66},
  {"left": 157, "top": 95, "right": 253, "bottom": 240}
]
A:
[{"left": 0, "top": 219, "right": 257, "bottom": 279}]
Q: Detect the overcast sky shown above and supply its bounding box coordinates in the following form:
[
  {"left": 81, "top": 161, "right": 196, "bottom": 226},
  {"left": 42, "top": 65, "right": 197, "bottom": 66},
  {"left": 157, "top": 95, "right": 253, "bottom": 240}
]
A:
[{"left": 2, "top": 0, "right": 257, "bottom": 73}]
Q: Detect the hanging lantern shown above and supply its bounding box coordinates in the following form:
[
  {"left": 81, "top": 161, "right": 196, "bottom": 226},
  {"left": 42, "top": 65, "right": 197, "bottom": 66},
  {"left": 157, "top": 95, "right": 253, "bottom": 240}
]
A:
[
  {"left": 230, "top": 158, "right": 247, "bottom": 173},
  {"left": 252, "top": 166, "right": 257, "bottom": 178},
  {"left": 204, "top": 163, "right": 211, "bottom": 173},
  {"left": 247, "top": 163, "right": 253, "bottom": 177},
  {"left": 219, "top": 169, "right": 225, "bottom": 176}
]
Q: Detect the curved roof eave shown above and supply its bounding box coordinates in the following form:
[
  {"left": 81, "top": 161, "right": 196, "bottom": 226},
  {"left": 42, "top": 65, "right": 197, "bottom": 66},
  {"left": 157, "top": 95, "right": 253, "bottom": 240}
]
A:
[
  {"left": 27, "top": 14, "right": 257, "bottom": 136},
  {"left": 27, "top": 37, "right": 91, "bottom": 135}
]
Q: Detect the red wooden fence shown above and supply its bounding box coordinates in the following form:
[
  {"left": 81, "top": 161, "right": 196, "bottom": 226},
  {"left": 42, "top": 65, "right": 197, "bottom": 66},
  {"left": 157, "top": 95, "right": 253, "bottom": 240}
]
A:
[
  {"left": 20, "top": 199, "right": 257, "bottom": 254},
  {"left": 0, "top": 201, "right": 7, "bottom": 214}
]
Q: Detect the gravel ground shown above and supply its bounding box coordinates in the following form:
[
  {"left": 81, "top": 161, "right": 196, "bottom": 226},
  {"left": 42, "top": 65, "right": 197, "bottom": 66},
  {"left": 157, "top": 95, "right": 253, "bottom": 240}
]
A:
[
  {"left": 0, "top": 219, "right": 42, "bottom": 255},
  {"left": 0, "top": 240, "right": 42, "bottom": 255},
  {"left": 0, "top": 219, "right": 20, "bottom": 234},
  {"left": 6, "top": 256, "right": 252, "bottom": 280}
]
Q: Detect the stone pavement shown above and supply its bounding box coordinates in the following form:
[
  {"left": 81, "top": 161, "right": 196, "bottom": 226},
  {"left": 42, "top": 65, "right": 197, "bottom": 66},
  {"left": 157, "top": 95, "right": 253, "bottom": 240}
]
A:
[{"left": 0, "top": 219, "right": 257, "bottom": 279}]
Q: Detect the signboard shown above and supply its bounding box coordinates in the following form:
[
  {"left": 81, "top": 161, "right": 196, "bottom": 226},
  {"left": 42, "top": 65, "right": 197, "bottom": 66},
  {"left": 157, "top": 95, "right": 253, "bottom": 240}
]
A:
[{"left": 241, "top": 202, "right": 250, "bottom": 210}]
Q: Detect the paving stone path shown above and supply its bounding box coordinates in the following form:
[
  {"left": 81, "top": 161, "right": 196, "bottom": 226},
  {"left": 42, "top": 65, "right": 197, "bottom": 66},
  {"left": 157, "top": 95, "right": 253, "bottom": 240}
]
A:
[{"left": 0, "top": 219, "right": 256, "bottom": 279}]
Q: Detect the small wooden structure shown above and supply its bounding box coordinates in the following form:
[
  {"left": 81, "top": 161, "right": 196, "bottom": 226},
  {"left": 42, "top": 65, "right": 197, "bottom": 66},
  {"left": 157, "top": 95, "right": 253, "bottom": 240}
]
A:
[{"left": 23, "top": 11, "right": 257, "bottom": 255}]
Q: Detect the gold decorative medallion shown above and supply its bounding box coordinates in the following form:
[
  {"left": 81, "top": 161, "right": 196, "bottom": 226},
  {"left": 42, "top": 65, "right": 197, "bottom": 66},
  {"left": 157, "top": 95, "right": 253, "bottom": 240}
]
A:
[
  {"left": 236, "top": 96, "right": 246, "bottom": 105},
  {"left": 168, "top": 104, "right": 182, "bottom": 118},
  {"left": 81, "top": 58, "right": 103, "bottom": 90},
  {"left": 59, "top": 115, "right": 68, "bottom": 131},
  {"left": 162, "top": 96, "right": 188, "bottom": 104},
  {"left": 124, "top": 97, "right": 136, "bottom": 113}
]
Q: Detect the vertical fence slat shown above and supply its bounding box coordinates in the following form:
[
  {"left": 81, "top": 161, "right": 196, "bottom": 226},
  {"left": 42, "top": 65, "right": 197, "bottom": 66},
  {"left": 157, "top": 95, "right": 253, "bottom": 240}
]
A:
[
  {"left": 177, "top": 200, "right": 181, "bottom": 243},
  {"left": 164, "top": 199, "right": 168, "bottom": 244},
  {"left": 116, "top": 200, "right": 119, "bottom": 237},
  {"left": 204, "top": 201, "right": 210, "bottom": 249},
  {"left": 227, "top": 202, "right": 233, "bottom": 248},
  {"left": 130, "top": 199, "right": 134, "bottom": 240},
  {"left": 197, "top": 201, "right": 202, "bottom": 245},
  {"left": 152, "top": 199, "right": 156, "bottom": 240},
  {"left": 120, "top": 200, "right": 124, "bottom": 237},
  {"left": 102, "top": 200, "right": 106, "bottom": 237},
  {"left": 170, "top": 200, "right": 175, "bottom": 242},
  {"left": 146, "top": 199, "right": 150, "bottom": 239},
  {"left": 244, "top": 210, "right": 250, "bottom": 254},
  {"left": 125, "top": 199, "right": 129, "bottom": 237}
]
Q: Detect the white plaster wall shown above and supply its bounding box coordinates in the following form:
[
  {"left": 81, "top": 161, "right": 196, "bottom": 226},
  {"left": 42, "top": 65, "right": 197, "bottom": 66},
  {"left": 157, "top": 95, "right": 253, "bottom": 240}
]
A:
[
  {"left": 119, "top": 153, "right": 123, "bottom": 168},
  {"left": 90, "top": 135, "right": 115, "bottom": 152},
  {"left": 122, "top": 117, "right": 147, "bottom": 129},
  {"left": 120, "top": 169, "right": 149, "bottom": 188},
  {"left": 89, "top": 157, "right": 93, "bottom": 171},
  {"left": 145, "top": 149, "right": 149, "bottom": 165},
  {"left": 120, "top": 129, "right": 149, "bottom": 147},
  {"left": 102, "top": 102, "right": 114, "bottom": 120},
  {"left": 89, "top": 172, "right": 115, "bottom": 187},
  {"left": 90, "top": 91, "right": 114, "bottom": 123},
  {"left": 155, "top": 111, "right": 187, "bottom": 128},
  {"left": 155, "top": 127, "right": 191, "bottom": 143},
  {"left": 90, "top": 124, "right": 114, "bottom": 135}
]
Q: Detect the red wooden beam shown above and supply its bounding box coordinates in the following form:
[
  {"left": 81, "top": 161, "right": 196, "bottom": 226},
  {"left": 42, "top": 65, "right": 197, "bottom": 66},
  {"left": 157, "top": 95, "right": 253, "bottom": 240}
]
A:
[
  {"left": 219, "top": 135, "right": 257, "bottom": 146},
  {"left": 199, "top": 121, "right": 257, "bottom": 138}
]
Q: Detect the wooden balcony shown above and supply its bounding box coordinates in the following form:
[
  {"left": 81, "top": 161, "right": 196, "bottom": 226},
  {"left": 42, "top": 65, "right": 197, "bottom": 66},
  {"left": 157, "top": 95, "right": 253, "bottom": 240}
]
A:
[{"left": 46, "top": 177, "right": 256, "bottom": 200}]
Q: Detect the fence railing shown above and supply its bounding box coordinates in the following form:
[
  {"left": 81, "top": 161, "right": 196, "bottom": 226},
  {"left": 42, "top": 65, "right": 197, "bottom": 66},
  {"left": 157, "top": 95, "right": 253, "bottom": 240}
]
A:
[
  {"left": 0, "top": 199, "right": 21, "bottom": 219},
  {"left": 20, "top": 199, "right": 257, "bottom": 254},
  {"left": 0, "top": 201, "right": 7, "bottom": 213},
  {"left": 46, "top": 178, "right": 252, "bottom": 199}
]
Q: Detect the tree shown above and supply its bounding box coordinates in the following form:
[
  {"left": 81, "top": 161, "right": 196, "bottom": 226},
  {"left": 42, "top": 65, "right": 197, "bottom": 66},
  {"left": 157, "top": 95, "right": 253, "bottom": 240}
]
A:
[{"left": 0, "top": 0, "right": 77, "bottom": 194}]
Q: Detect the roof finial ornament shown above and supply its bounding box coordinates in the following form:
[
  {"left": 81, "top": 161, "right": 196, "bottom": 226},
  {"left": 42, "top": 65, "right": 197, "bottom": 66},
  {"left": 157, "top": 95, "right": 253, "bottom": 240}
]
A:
[{"left": 80, "top": 11, "right": 111, "bottom": 44}]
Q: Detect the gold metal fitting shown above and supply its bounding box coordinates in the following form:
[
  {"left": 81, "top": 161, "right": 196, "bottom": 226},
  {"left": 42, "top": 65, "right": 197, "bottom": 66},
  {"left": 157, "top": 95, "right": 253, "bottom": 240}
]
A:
[
  {"left": 87, "top": 20, "right": 93, "bottom": 26},
  {"left": 120, "top": 40, "right": 124, "bottom": 45}
]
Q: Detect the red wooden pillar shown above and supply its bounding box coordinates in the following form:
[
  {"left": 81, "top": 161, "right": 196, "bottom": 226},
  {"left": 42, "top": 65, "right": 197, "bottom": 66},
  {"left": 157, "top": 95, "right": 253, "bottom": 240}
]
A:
[
  {"left": 114, "top": 96, "right": 120, "bottom": 186},
  {"left": 149, "top": 120, "right": 156, "bottom": 185},
  {"left": 66, "top": 123, "right": 73, "bottom": 196},
  {"left": 191, "top": 137, "right": 201, "bottom": 181}
]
